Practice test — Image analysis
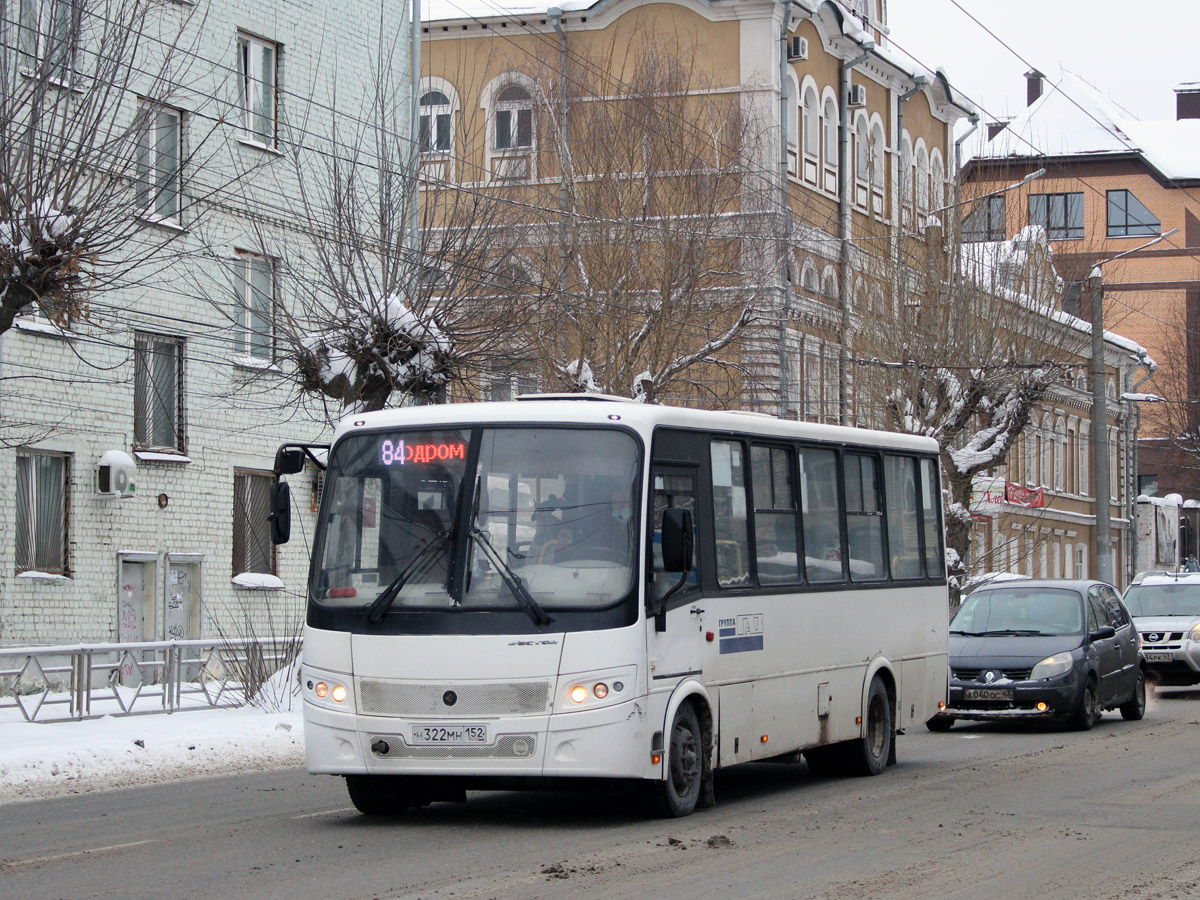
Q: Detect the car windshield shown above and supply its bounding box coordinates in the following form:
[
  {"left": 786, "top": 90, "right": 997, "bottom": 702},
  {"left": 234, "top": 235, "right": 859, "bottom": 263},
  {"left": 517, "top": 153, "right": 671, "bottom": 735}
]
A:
[
  {"left": 951, "top": 587, "right": 1083, "bottom": 636},
  {"left": 310, "top": 426, "right": 641, "bottom": 614},
  {"left": 1123, "top": 582, "right": 1200, "bottom": 617}
]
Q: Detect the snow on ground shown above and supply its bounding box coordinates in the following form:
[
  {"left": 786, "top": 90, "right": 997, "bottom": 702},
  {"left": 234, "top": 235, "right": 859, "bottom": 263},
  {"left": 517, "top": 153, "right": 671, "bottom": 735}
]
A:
[{"left": 0, "top": 702, "right": 305, "bottom": 805}]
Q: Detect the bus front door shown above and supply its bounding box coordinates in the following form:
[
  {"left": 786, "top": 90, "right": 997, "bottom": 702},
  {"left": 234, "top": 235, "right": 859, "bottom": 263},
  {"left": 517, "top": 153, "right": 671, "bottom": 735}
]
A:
[{"left": 648, "top": 467, "right": 704, "bottom": 680}]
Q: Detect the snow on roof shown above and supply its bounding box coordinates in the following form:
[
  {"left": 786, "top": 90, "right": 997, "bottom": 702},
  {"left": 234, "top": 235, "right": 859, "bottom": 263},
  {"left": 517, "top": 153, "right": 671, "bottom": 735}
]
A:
[{"left": 972, "top": 71, "right": 1200, "bottom": 181}]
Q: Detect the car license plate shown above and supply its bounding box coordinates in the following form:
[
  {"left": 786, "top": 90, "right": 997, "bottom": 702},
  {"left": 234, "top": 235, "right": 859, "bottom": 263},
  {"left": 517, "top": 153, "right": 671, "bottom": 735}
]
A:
[
  {"left": 1144, "top": 652, "right": 1174, "bottom": 664},
  {"left": 963, "top": 688, "right": 1014, "bottom": 702},
  {"left": 410, "top": 724, "right": 489, "bottom": 745}
]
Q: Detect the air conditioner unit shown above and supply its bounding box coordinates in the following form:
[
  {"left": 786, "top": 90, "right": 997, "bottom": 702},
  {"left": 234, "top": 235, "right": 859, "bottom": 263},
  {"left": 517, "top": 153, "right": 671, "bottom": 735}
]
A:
[
  {"left": 788, "top": 36, "right": 809, "bottom": 61},
  {"left": 847, "top": 84, "right": 867, "bottom": 108},
  {"left": 97, "top": 450, "right": 137, "bottom": 499}
]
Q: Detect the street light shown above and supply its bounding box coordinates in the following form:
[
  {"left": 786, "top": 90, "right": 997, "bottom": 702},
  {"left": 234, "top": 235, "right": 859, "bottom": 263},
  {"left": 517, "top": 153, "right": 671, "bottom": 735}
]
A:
[{"left": 1089, "top": 228, "right": 1179, "bottom": 584}]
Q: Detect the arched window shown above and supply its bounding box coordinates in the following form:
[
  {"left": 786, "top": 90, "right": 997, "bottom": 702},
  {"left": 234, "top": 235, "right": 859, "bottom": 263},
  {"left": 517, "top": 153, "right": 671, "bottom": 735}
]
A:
[
  {"left": 823, "top": 95, "right": 838, "bottom": 172},
  {"left": 900, "top": 134, "right": 913, "bottom": 211},
  {"left": 802, "top": 86, "right": 819, "bottom": 157},
  {"left": 494, "top": 84, "right": 533, "bottom": 149},
  {"left": 1040, "top": 414, "right": 1052, "bottom": 486},
  {"left": 869, "top": 121, "right": 885, "bottom": 190},
  {"left": 787, "top": 71, "right": 800, "bottom": 154},
  {"left": 915, "top": 145, "right": 930, "bottom": 213},
  {"left": 1079, "top": 420, "right": 1090, "bottom": 497},
  {"left": 801, "top": 259, "right": 820, "bottom": 294},
  {"left": 930, "top": 151, "right": 945, "bottom": 211},
  {"left": 1054, "top": 417, "right": 1066, "bottom": 491},
  {"left": 855, "top": 115, "right": 869, "bottom": 184},
  {"left": 420, "top": 91, "right": 452, "bottom": 153},
  {"left": 822, "top": 267, "right": 838, "bottom": 301}
]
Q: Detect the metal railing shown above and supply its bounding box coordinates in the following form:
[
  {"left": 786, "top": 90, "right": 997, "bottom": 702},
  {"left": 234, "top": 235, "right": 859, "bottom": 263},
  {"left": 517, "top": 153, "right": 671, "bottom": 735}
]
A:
[{"left": 0, "top": 637, "right": 299, "bottom": 723}]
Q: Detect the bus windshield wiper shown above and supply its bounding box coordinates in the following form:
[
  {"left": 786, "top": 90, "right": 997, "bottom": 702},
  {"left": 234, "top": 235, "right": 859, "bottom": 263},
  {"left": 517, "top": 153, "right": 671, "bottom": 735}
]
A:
[
  {"left": 365, "top": 532, "right": 451, "bottom": 623},
  {"left": 468, "top": 528, "right": 553, "bottom": 626}
]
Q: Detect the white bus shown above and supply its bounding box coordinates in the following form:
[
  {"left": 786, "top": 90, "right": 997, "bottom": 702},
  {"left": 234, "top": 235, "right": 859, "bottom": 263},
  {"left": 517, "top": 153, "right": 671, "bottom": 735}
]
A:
[{"left": 272, "top": 396, "right": 948, "bottom": 817}]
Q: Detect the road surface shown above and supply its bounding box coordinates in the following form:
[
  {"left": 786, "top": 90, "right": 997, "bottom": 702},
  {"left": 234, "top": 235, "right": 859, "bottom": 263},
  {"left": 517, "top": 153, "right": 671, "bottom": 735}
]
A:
[{"left": 3, "top": 688, "right": 1199, "bottom": 900}]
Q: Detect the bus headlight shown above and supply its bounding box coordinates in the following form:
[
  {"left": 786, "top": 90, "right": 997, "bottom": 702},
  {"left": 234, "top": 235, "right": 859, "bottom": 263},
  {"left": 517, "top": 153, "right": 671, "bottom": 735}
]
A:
[
  {"left": 557, "top": 667, "right": 637, "bottom": 712},
  {"left": 303, "top": 666, "right": 355, "bottom": 711}
]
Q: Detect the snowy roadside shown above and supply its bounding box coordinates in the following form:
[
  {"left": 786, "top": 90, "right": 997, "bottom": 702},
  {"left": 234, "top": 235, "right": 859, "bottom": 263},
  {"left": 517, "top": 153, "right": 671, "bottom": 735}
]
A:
[{"left": 0, "top": 705, "right": 305, "bottom": 805}]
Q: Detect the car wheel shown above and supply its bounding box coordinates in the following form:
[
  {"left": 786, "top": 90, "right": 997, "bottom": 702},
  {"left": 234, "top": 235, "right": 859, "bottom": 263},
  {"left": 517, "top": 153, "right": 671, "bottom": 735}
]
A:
[
  {"left": 653, "top": 703, "right": 703, "bottom": 817},
  {"left": 926, "top": 716, "right": 954, "bottom": 732},
  {"left": 1069, "top": 679, "right": 1098, "bottom": 731},
  {"left": 345, "top": 775, "right": 427, "bottom": 816},
  {"left": 1119, "top": 667, "right": 1147, "bottom": 721},
  {"left": 846, "top": 676, "right": 893, "bottom": 776}
]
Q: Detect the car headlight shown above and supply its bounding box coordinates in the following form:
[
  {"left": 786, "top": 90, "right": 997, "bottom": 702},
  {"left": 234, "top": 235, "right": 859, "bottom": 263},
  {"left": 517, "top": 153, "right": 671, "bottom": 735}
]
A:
[
  {"left": 1189, "top": 625, "right": 1200, "bottom": 643},
  {"left": 1030, "top": 653, "right": 1074, "bottom": 680}
]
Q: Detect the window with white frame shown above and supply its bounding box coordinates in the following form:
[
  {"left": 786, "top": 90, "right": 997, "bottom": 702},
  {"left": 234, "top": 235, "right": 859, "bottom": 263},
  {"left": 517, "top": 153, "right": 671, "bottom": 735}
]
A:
[
  {"left": 484, "top": 361, "right": 538, "bottom": 401},
  {"left": 1079, "top": 420, "right": 1089, "bottom": 496},
  {"left": 1040, "top": 415, "right": 1052, "bottom": 484},
  {"left": 869, "top": 122, "right": 885, "bottom": 191},
  {"left": 136, "top": 102, "right": 182, "bottom": 222},
  {"left": 1054, "top": 417, "right": 1066, "bottom": 491},
  {"left": 420, "top": 90, "right": 452, "bottom": 153},
  {"left": 18, "top": 0, "right": 76, "bottom": 81},
  {"left": 134, "top": 332, "right": 185, "bottom": 452},
  {"left": 915, "top": 146, "right": 929, "bottom": 213},
  {"left": 237, "top": 32, "right": 278, "bottom": 146},
  {"left": 822, "top": 96, "right": 838, "bottom": 172},
  {"left": 1074, "top": 543, "right": 1087, "bottom": 579},
  {"left": 854, "top": 116, "right": 869, "bottom": 184},
  {"left": 15, "top": 450, "right": 69, "bottom": 575},
  {"left": 821, "top": 268, "right": 838, "bottom": 301},
  {"left": 930, "top": 153, "right": 945, "bottom": 211},
  {"left": 801, "top": 260, "right": 819, "bottom": 294},
  {"left": 494, "top": 84, "right": 533, "bottom": 150},
  {"left": 802, "top": 86, "right": 819, "bottom": 158},
  {"left": 235, "top": 251, "right": 275, "bottom": 360},
  {"left": 233, "top": 470, "right": 275, "bottom": 576}
]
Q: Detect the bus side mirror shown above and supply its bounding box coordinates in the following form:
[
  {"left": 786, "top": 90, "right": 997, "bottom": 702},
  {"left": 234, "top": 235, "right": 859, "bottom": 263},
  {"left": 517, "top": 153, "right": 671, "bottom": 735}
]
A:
[
  {"left": 270, "top": 480, "right": 291, "bottom": 545},
  {"left": 662, "top": 508, "right": 694, "bottom": 573},
  {"left": 274, "top": 447, "right": 307, "bottom": 476}
]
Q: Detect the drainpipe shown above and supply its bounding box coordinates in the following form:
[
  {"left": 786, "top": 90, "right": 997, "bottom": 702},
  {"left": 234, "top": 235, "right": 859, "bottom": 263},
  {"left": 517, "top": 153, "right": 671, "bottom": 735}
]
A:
[
  {"left": 777, "top": 0, "right": 793, "bottom": 417},
  {"left": 892, "top": 75, "right": 927, "bottom": 316},
  {"left": 550, "top": 9, "right": 569, "bottom": 305},
  {"left": 837, "top": 39, "right": 873, "bottom": 426}
]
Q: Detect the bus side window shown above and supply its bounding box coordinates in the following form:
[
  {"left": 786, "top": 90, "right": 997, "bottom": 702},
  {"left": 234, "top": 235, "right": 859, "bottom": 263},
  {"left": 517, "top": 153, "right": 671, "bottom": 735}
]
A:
[
  {"left": 751, "top": 444, "right": 801, "bottom": 585},
  {"left": 651, "top": 469, "right": 698, "bottom": 602},
  {"left": 885, "top": 455, "right": 923, "bottom": 579},
  {"left": 799, "top": 446, "right": 845, "bottom": 583},
  {"left": 845, "top": 453, "right": 885, "bottom": 582},
  {"left": 920, "top": 458, "right": 945, "bottom": 577},
  {"left": 711, "top": 440, "right": 750, "bottom": 588}
]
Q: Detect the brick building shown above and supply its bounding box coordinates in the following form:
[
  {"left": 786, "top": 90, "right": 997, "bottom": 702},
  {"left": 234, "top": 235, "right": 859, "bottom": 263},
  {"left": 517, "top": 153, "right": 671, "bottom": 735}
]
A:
[{"left": 0, "top": 1, "right": 407, "bottom": 647}]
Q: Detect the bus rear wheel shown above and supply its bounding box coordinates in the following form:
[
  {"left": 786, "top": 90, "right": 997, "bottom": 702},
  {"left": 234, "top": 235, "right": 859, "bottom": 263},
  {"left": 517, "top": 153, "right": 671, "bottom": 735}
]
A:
[
  {"left": 653, "top": 703, "right": 703, "bottom": 817},
  {"left": 846, "top": 676, "right": 893, "bottom": 777},
  {"left": 345, "top": 774, "right": 427, "bottom": 816}
]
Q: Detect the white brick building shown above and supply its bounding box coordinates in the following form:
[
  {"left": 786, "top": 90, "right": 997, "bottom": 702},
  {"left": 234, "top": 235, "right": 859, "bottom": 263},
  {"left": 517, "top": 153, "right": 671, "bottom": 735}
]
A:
[{"left": 0, "top": 0, "right": 410, "bottom": 647}]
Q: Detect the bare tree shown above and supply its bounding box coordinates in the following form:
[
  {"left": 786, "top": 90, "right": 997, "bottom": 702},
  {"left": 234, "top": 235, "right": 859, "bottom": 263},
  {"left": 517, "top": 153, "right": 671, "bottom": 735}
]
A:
[
  {"left": 525, "top": 40, "right": 775, "bottom": 404},
  {"left": 0, "top": 0, "right": 237, "bottom": 333},
  {"left": 855, "top": 222, "right": 1077, "bottom": 592}
]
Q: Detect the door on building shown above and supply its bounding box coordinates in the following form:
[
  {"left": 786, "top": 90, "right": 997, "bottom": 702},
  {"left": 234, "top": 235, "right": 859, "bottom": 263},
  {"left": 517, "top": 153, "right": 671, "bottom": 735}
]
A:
[
  {"left": 165, "top": 554, "right": 204, "bottom": 680},
  {"left": 117, "top": 554, "right": 158, "bottom": 686}
]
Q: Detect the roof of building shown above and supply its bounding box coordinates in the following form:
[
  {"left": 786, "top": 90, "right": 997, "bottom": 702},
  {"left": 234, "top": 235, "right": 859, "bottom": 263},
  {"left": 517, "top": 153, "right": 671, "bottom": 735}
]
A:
[{"left": 971, "top": 71, "right": 1200, "bottom": 182}]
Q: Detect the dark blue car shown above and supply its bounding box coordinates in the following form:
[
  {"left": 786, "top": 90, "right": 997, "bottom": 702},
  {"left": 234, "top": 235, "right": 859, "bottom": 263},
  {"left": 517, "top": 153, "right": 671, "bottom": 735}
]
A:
[{"left": 929, "top": 579, "right": 1145, "bottom": 731}]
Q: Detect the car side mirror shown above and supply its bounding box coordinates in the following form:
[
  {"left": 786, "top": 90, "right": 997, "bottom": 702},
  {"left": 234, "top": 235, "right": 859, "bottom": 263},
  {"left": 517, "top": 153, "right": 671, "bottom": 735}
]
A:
[
  {"left": 1089, "top": 625, "right": 1116, "bottom": 642},
  {"left": 661, "top": 508, "right": 694, "bottom": 573},
  {"left": 270, "top": 480, "right": 291, "bottom": 545}
]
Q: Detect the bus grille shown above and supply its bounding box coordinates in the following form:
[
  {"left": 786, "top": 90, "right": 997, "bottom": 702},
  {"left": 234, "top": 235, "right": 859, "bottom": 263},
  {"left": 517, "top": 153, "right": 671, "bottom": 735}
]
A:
[
  {"left": 359, "top": 680, "right": 552, "bottom": 717},
  {"left": 371, "top": 734, "right": 538, "bottom": 760}
]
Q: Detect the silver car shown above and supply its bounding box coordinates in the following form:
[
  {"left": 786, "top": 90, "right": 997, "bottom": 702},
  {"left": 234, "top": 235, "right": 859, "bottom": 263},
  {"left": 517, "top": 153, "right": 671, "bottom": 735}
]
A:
[{"left": 1124, "top": 573, "right": 1200, "bottom": 685}]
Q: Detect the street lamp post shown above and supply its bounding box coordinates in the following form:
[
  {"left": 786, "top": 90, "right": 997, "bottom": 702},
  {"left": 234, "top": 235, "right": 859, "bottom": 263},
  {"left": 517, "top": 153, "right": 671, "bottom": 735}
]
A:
[{"left": 1087, "top": 228, "right": 1178, "bottom": 584}]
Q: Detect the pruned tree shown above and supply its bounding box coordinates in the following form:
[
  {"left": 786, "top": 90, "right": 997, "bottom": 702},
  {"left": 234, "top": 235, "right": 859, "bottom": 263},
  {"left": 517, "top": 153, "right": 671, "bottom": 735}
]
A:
[
  {"left": 856, "top": 222, "right": 1076, "bottom": 594},
  {"left": 0, "top": 0, "right": 236, "bottom": 333},
  {"left": 526, "top": 39, "right": 774, "bottom": 404}
]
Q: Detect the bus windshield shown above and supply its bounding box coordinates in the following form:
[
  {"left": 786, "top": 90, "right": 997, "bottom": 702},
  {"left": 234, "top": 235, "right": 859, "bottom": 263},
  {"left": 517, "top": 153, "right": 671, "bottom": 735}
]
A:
[{"left": 310, "top": 426, "right": 641, "bottom": 616}]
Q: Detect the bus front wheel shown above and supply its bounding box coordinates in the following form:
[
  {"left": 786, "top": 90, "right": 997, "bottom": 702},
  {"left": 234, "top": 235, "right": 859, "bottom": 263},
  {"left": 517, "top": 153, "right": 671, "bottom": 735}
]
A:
[
  {"left": 345, "top": 774, "right": 428, "bottom": 816},
  {"left": 847, "top": 676, "right": 893, "bottom": 777},
  {"left": 653, "top": 703, "right": 703, "bottom": 817}
]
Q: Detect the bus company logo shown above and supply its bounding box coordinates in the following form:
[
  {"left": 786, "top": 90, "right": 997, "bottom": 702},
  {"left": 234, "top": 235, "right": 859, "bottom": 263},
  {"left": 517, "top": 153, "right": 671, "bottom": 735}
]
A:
[
  {"left": 507, "top": 639, "right": 559, "bottom": 646},
  {"left": 717, "top": 613, "right": 764, "bottom": 655}
]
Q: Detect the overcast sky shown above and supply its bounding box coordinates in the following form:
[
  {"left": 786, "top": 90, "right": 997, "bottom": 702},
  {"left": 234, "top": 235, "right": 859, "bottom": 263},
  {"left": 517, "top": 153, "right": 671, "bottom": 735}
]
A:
[{"left": 886, "top": 0, "right": 1200, "bottom": 125}]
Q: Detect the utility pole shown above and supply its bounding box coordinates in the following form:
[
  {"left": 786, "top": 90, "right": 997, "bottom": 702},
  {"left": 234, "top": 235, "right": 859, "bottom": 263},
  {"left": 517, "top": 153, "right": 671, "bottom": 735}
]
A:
[{"left": 1087, "top": 268, "right": 1112, "bottom": 583}]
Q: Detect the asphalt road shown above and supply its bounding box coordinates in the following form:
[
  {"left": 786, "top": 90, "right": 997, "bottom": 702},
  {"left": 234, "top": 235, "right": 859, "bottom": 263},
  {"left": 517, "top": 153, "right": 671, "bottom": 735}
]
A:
[{"left": 4, "top": 687, "right": 1200, "bottom": 900}]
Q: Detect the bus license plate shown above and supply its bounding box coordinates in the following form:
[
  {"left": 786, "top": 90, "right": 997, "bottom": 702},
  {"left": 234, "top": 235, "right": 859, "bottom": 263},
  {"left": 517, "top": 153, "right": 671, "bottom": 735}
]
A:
[
  {"left": 963, "top": 688, "right": 1014, "bottom": 702},
  {"left": 410, "top": 724, "right": 489, "bottom": 745},
  {"left": 1144, "top": 652, "right": 1174, "bottom": 663}
]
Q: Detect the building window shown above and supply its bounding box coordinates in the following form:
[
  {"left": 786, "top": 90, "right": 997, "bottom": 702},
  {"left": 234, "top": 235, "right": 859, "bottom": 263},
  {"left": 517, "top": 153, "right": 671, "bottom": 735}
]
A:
[
  {"left": 854, "top": 116, "right": 869, "bottom": 185},
  {"left": 136, "top": 102, "right": 182, "bottom": 222},
  {"left": 870, "top": 122, "right": 885, "bottom": 190},
  {"left": 963, "top": 195, "right": 1006, "bottom": 242},
  {"left": 802, "top": 87, "right": 819, "bottom": 157},
  {"left": 1107, "top": 189, "right": 1160, "bottom": 237},
  {"left": 18, "top": 0, "right": 76, "bottom": 81},
  {"left": 494, "top": 85, "right": 533, "bottom": 150},
  {"left": 822, "top": 96, "right": 838, "bottom": 171},
  {"left": 420, "top": 90, "right": 452, "bottom": 153},
  {"left": 15, "top": 450, "right": 69, "bottom": 575},
  {"left": 237, "top": 33, "right": 278, "bottom": 145},
  {"left": 233, "top": 470, "right": 275, "bottom": 576},
  {"left": 235, "top": 252, "right": 275, "bottom": 359},
  {"left": 915, "top": 146, "right": 929, "bottom": 213},
  {"left": 1029, "top": 192, "right": 1084, "bottom": 240},
  {"left": 134, "top": 332, "right": 185, "bottom": 451}
]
